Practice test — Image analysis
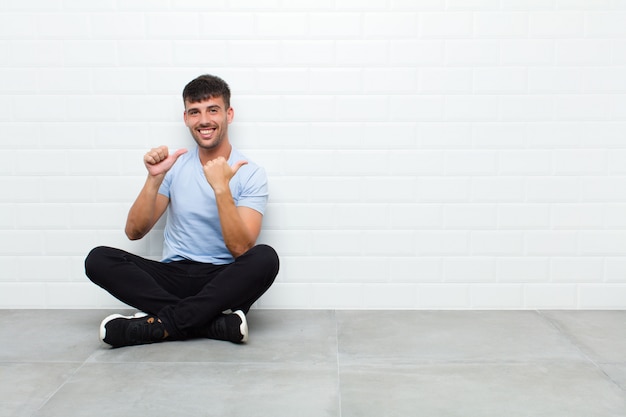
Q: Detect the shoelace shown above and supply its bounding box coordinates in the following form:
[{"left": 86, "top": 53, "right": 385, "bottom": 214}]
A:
[
  {"left": 128, "top": 317, "right": 163, "bottom": 343},
  {"left": 208, "top": 316, "right": 228, "bottom": 339}
]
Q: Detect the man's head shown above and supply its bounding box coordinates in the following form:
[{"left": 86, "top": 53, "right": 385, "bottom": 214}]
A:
[
  {"left": 183, "top": 75, "right": 234, "bottom": 153},
  {"left": 182, "top": 74, "right": 231, "bottom": 109}
]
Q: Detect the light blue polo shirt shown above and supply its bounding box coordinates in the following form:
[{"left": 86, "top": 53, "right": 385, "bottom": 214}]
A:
[{"left": 158, "top": 146, "right": 268, "bottom": 265}]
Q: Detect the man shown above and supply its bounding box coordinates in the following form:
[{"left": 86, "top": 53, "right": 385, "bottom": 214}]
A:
[{"left": 85, "top": 74, "right": 279, "bottom": 348}]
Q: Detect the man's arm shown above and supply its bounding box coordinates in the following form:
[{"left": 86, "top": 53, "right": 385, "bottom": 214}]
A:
[
  {"left": 125, "top": 146, "right": 187, "bottom": 240},
  {"left": 203, "top": 157, "right": 263, "bottom": 258},
  {"left": 216, "top": 195, "right": 263, "bottom": 258},
  {"left": 125, "top": 179, "right": 170, "bottom": 240}
]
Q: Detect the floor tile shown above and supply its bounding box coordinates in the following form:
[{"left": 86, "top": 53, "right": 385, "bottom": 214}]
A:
[
  {"left": 33, "top": 362, "right": 340, "bottom": 417},
  {"left": 601, "top": 363, "right": 626, "bottom": 392},
  {"left": 0, "top": 363, "right": 80, "bottom": 417},
  {"left": 88, "top": 310, "right": 338, "bottom": 365},
  {"left": 0, "top": 310, "right": 107, "bottom": 362},
  {"left": 541, "top": 310, "right": 626, "bottom": 363},
  {"left": 339, "top": 362, "right": 626, "bottom": 417},
  {"left": 337, "top": 310, "right": 584, "bottom": 365},
  {"left": 2, "top": 309, "right": 625, "bottom": 417}
]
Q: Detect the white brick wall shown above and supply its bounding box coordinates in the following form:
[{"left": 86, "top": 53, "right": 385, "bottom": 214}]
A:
[{"left": 1, "top": 1, "right": 626, "bottom": 309}]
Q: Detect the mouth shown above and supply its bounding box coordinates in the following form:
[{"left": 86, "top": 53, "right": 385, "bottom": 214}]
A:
[{"left": 198, "top": 127, "right": 216, "bottom": 139}]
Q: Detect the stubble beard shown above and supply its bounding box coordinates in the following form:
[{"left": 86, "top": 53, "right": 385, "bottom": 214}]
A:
[{"left": 192, "top": 125, "right": 226, "bottom": 151}]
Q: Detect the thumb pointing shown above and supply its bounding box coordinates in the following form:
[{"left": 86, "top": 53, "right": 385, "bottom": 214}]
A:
[
  {"left": 172, "top": 148, "right": 188, "bottom": 160},
  {"left": 232, "top": 160, "right": 248, "bottom": 174}
]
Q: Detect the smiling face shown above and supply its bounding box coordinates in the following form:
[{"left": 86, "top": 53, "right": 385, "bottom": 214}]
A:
[{"left": 183, "top": 95, "right": 234, "bottom": 153}]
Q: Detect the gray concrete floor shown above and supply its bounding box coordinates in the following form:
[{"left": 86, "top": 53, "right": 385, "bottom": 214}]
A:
[{"left": 0, "top": 309, "right": 625, "bottom": 417}]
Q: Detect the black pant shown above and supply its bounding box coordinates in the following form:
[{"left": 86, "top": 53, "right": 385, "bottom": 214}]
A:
[{"left": 84, "top": 244, "right": 279, "bottom": 339}]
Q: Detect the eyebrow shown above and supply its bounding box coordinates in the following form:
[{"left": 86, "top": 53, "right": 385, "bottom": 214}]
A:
[{"left": 187, "top": 104, "right": 222, "bottom": 113}]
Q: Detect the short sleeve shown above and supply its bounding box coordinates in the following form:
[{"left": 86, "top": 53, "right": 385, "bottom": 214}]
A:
[{"left": 236, "top": 166, "right": 269, "bottom": 215}]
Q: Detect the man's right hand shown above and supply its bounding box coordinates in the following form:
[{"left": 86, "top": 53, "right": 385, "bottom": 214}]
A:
[{"left": 143, "top": 146, "right": 188, "bottom": 177}]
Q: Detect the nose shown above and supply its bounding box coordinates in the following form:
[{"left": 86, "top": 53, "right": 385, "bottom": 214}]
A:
[{"left": 199, "top": 111, "right": 210, "bottom": 125}]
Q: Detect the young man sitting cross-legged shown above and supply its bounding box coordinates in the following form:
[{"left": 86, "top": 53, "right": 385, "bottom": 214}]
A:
[{"left": 85, "top": 74, "right": 279, "bottom": 348}]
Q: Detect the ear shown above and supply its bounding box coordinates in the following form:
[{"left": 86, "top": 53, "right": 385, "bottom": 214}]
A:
[
  {"left": 227, "top": 106, "right": 234, "bottom": 124},
  {"left": 183, "top": 110, "right": 189, "bottom": 126}
]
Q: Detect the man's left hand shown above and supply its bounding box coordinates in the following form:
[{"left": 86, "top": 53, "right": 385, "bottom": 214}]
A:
[{"left": 203, "top": 157, "right": 248, "bottom": 193}]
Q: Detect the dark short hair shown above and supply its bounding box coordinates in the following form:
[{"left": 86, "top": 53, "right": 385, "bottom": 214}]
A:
[{"left": 182, "top": 74, "right": 231, "bottom": 108}]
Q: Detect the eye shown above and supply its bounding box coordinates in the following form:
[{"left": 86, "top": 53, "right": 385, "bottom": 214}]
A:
[{"left": 187, "top": 109, "right": 199, "bottom": 115}]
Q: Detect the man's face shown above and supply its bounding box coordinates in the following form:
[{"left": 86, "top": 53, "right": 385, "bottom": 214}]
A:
[{"left": 183, "top": 95, "right": 233, "bottom": 151}]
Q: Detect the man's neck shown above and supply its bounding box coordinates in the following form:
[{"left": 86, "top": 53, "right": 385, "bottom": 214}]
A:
[{"left": 198, "top": 143, "right": 232, "bottom": 166}]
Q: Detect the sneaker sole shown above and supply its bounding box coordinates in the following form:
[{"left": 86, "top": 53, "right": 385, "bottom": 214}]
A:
[
  {"left": 233, "top": 310, "right": 248, "bottom": 343},
  {"left": 99, "top": 312, "right": 147, "bottom": 343}
]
